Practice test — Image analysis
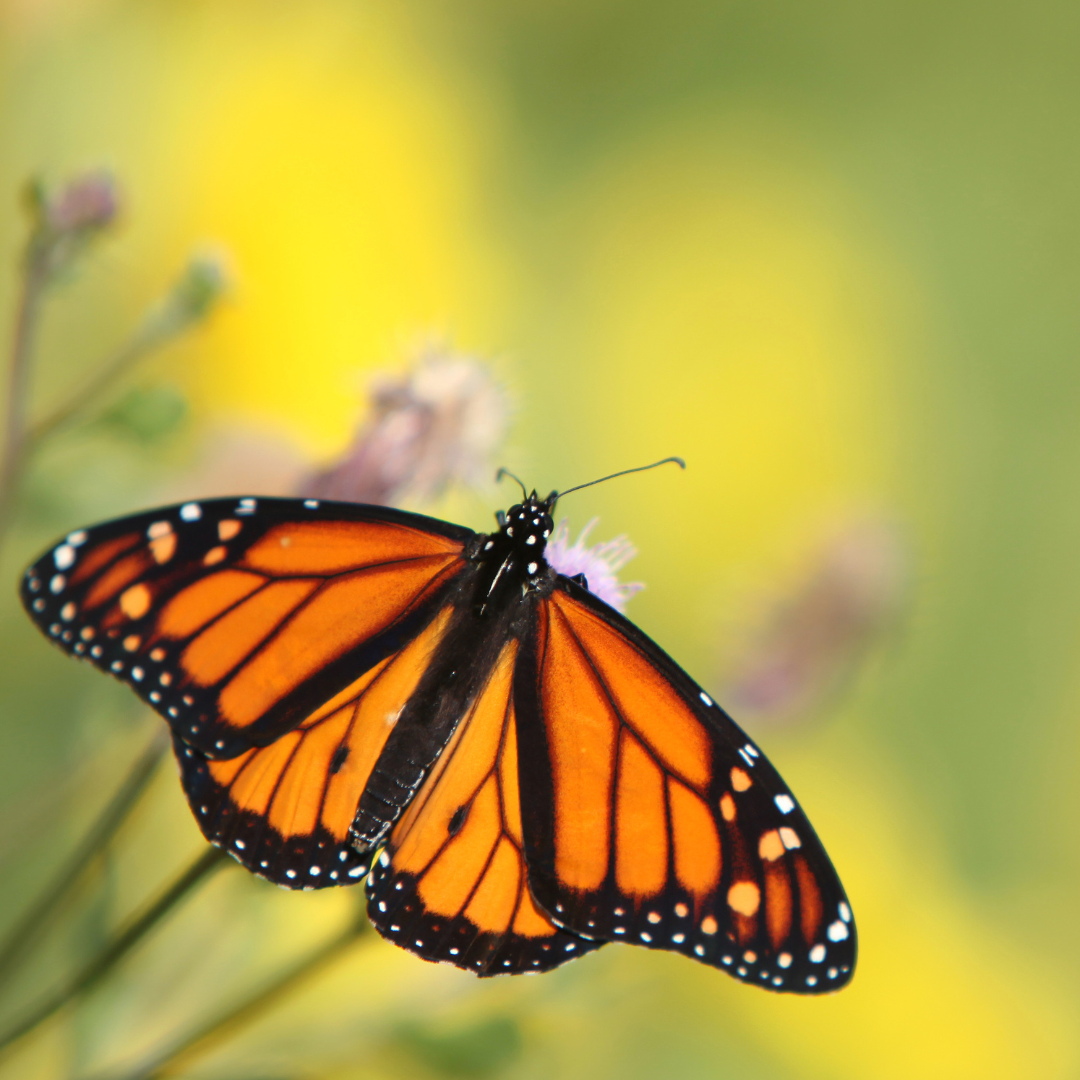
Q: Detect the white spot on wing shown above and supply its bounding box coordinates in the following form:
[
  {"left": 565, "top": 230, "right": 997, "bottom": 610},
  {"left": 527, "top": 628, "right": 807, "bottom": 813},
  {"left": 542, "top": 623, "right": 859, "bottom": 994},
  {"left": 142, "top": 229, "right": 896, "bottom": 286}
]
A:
[
  {"left": 179, "top": 503, "right": 202, "bottom": 521},
  {"left": 53, "top": 544, "right": 76, "bottom": 570},
  {"left": 827, "top": 920, "right": 849, "bottom": 942},
  {"left": 774, "top": 794, "right": 796, "bottom": 815}
]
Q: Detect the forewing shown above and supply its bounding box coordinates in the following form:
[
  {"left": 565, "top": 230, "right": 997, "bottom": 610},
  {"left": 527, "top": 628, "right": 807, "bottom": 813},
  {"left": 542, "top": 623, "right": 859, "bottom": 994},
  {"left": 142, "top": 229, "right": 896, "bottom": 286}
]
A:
[
  {"left": 173, "top": 604, "right": 455, "bottom": 888},
  {"left": 21, "top": 497, "right": 471, "bottom": 757},
  {"left": 366, "top": 641, "right": 601, "bottom": 975},
  {"left": 515, "top": 581, "right": 856, "bottom": 994}
]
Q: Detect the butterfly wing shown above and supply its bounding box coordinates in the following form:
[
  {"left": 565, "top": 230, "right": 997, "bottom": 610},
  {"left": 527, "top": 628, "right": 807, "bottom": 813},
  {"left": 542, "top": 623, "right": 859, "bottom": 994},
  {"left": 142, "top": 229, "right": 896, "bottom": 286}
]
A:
[
  {"left": 173, "top": 603, "right": 457, "bottom": 887},
  {"left": 365, "top": 640, "right": 602, "bottom": 974},
  {"left": 21, "top": 497, "right": 472, "bottom": 759},
  {"left": 514, "top": 579, "right": 856, "bottom": 994}
]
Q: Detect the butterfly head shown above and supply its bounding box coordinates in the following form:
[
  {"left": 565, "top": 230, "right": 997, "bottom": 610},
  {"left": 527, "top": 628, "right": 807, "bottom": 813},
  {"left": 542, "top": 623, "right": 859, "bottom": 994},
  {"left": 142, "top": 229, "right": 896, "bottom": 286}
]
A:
[
  {"left": 501, "top": 492, "right": 556, "bottom": 565},
  {"left": 471, "top": 492, "right": 558, "bottom": 612}
]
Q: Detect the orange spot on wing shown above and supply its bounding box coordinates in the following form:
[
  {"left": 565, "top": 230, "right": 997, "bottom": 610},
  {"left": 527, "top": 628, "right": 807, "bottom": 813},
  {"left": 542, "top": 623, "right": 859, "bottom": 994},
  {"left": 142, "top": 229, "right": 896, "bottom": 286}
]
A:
[
  {"left": 553, "top": 593, "right": 711, "bottom": 790},
  {"left": 218, "top": 519, "right": 242, "bottom": 540},
  {"left": 150, "top": 533, "right": 177, "bottom": 564},
  {"left": 203, "top": 546, "right": 227, "bottom": 566},
  {"left": 158, "top": 570, "right": 265, "bottom": 640},
  {"left": 758, "top": 830, "right": 785, "bottom": 862},
  {"left": 241, "top": 521, "right": 463, "bottom": 576},
  {"left": 669, "top": 779, "right": 721, "bottom": 897},
  {"left": 83, "top": 550, "right": 152, "bottom": 610},
  {"left": 614, "top": 731, "right": 667, "bottom": 897},
  {"left": 69, "top": 533, "right": 140, "bottom": 586},
  {"left": 727, "top": 880, "right": 761, "bottom": 917},
  {"left": 730, "top": 767, "right": 751, "bottom": 792},
  {"left": 182, "top": 579, "right": 321, "bottom": 692},
  {"left": 720, "top": 793, "right": 736, "bottom": 821},
  {"left": 120, "top": 584, "right": 151, "bottom": 619},
  {"left": 218, "top": 556, "right": 458, "bottom": 727}
]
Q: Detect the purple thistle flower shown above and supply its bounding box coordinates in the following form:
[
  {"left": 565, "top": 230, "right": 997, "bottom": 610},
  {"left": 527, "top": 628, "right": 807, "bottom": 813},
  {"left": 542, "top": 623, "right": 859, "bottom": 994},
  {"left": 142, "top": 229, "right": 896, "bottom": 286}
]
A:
[{"left": 545, "top": 518, "right": 644, "bottom": 613}]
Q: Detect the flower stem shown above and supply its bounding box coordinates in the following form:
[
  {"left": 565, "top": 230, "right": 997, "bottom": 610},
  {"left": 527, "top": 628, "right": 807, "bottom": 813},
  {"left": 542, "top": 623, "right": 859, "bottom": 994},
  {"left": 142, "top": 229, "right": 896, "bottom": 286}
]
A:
[
  {"left": 0, "top": 729, "right": 169, "bottom": 987},
  {"left": 0, "top": 258, "right": 48, "bottom": 541},
  {"left": 0, "top": 845, "right": 229, "bottom": 1058},
  {"left": 25, "top": 253, "right": 226, "bottom": 447},
  {"left": 95, "top": 906, "right": 371, "bottom": 1080}
]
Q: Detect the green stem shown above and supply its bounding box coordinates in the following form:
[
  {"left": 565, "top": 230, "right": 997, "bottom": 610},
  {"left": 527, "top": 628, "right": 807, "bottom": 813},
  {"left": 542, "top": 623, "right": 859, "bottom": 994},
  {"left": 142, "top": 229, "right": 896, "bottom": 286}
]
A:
[
  {"left": 94, "top": 908, "right": 370, "bottom": 1080},
  {"left": 0, "top": 258, "right": 48, "bottom": 541},
  {"left": 0, "top": 729, "right": 169, "bottom": 987},
  {"left": 27, "top": 321, "right": 184, "bottom": 447},
  {"left": 0, "top": 845, "right": 229, "bottom": 1059}
]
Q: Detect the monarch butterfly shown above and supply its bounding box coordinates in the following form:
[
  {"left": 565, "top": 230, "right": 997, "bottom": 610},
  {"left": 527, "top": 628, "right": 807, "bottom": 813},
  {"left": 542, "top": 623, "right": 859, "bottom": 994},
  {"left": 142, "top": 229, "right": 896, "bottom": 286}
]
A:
[{"left": 19, "top": 466, "right": 855, "bottom": 991}]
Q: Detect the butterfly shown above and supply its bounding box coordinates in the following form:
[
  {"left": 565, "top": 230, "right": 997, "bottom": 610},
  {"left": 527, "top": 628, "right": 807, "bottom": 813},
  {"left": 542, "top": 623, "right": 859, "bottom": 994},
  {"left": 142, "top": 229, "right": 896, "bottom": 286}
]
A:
[{"left": 19, "top": 475, "right": 856, "bottom": 991}]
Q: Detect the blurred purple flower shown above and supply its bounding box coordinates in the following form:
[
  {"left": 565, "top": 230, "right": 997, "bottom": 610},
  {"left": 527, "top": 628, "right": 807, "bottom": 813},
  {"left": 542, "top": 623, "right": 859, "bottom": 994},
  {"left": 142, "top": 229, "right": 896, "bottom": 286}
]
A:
[
  {"left": 546, "top": 518, "right": 644, "bottom": 613},
  {"left": 722, "top": 518, "right": 909, "bottom": 723},
  {"left": 302, "top": 350, "right": 510, "bottom": 507}
]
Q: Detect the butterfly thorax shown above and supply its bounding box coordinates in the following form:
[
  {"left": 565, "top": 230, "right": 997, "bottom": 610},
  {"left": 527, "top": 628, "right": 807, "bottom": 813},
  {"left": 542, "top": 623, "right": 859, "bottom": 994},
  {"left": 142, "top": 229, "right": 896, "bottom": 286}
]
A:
[{"left": 467, "top": 492, "right": 556, "bottom": 617}]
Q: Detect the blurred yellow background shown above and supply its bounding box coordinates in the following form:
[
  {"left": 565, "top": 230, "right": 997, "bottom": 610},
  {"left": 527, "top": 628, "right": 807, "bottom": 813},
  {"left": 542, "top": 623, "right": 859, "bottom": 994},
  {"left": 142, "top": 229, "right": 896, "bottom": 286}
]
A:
[{"left": 2, "top": 1, "right": 1079, "bottom": 1077}]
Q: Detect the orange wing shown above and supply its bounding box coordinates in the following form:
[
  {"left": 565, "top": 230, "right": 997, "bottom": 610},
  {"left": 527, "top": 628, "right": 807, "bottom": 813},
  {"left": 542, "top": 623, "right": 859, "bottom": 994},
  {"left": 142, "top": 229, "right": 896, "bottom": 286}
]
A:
[
  {"left": 21, "top": 497, "right": 471, "bottom": 759},
  {"left": 174, "top": 605, "right": 456, "bottom": 887},
  {"left": 365, "top": 641, "right": 602, "bottom": 974},
  {"left": 514, "top": 583, "right": 856, "bottom": 994}
]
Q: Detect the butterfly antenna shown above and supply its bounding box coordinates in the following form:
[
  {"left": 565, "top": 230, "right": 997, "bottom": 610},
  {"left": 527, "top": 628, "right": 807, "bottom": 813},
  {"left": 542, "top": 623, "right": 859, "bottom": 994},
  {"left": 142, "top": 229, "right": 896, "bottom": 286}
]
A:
[
  {"left": 555, "top": 457, "right": 686, "bottom": 502},
  {"left": 495, "top": 467, "right": 528, "bottom": 499}
]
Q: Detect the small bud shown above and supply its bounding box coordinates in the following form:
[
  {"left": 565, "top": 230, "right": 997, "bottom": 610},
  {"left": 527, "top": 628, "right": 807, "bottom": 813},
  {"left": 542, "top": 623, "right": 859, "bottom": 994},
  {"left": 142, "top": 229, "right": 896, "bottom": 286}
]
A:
[
  {"left": 44, "top": 170, "right": 119, "bottom": 234},
  {"left": 23, "top": 170, "right": 120, "bottom": 279},
  {"left": 163, "top": 250, "right": 230, "bottom": 326},
  {"left": 302, "top": 349, "right": 510, "bottom": 507},
  {"left": 721, "top": 518, "right": 909, "bottom": 723},
  {"left": 545, "top": 519, "right": 644, "bottom": 613}
]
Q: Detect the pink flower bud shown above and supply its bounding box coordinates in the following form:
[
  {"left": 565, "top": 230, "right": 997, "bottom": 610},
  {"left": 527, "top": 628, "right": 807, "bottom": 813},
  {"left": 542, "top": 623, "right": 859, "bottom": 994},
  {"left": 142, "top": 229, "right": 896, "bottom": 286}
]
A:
[{"left": 45, "top": 171, "right": 119, "bottom": 234}]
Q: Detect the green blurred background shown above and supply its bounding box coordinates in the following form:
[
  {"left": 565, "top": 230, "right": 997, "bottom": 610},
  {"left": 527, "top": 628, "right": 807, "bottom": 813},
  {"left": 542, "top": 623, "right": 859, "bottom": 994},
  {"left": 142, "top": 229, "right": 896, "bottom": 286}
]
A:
[{"left": 2, "top": 0, "right": 1080, "bottom": 1076}]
